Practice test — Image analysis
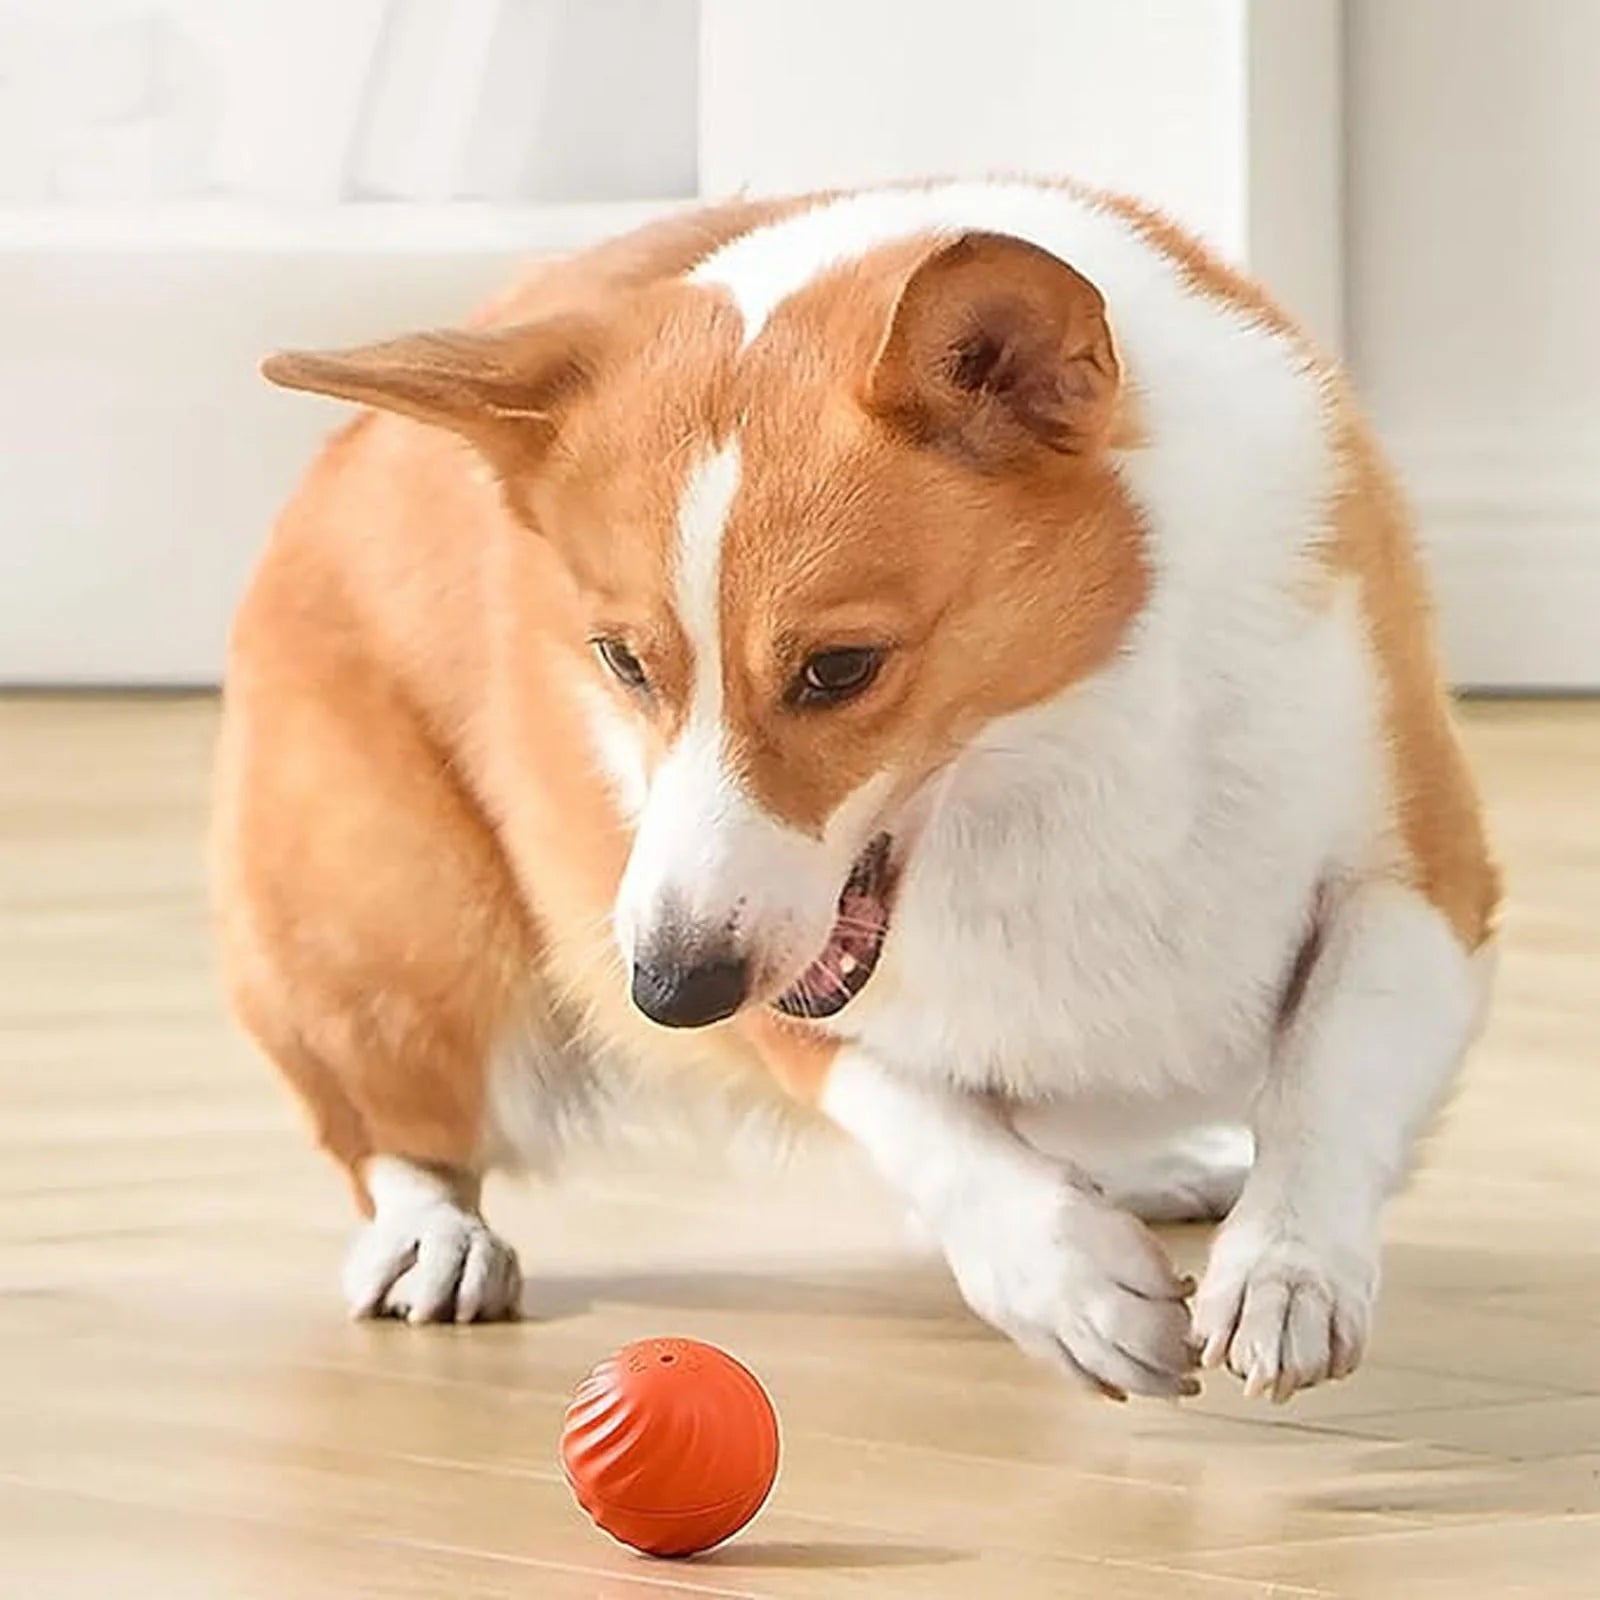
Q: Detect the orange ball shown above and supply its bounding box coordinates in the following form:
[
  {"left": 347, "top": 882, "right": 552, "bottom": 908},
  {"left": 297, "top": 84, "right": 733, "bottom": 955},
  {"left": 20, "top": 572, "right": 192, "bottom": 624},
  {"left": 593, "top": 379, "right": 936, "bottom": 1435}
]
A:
[{"left": 560, "top": 1337, "right": 780, "bottom": 1558}]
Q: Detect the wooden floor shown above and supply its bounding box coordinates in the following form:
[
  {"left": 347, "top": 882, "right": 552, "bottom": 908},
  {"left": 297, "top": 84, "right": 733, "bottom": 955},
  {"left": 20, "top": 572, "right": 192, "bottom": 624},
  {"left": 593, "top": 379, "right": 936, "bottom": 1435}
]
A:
[{"left": 2, "top": 696, "right": 1597, "bottom": 1599}]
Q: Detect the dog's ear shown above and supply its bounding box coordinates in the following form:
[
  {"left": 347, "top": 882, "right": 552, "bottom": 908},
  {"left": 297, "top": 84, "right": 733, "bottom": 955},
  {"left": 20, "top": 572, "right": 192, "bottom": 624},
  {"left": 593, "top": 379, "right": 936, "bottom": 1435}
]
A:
[
  {"left": 262, "top": 315, "right": 602, "bottom": 463},
  {"left": 865, "top": 231, "right": 1120, "bottom": 463}
]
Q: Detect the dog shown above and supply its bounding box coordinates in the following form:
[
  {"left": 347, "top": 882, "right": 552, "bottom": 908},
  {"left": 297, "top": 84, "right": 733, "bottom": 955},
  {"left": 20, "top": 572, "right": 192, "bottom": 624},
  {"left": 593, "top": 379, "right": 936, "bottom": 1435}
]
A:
[{"left": 213, "top": 179, "right": 1498, "bottom": 1403}]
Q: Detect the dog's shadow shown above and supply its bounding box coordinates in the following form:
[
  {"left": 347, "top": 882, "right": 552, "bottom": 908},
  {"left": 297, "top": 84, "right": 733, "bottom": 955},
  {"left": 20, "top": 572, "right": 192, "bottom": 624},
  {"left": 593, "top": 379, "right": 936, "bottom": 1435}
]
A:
[{"left": 524, "top": 1258, "right": 984, "bottom": 1332}]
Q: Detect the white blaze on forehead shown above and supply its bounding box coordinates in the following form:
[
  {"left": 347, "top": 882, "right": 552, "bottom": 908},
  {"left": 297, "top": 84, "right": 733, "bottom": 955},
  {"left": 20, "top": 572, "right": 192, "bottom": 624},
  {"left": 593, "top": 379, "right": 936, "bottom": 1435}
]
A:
[
  {"left": 674, "top": 444, "right": 742, "bottom": 723},
  {"left": 615, "top": 438, "right": 888, "bottom": 974},
  {"left": 612, "top": 441, "right": 748, "bottom": 955},
  {"left": 581, "top": 441, "right": 736, "bottom": 827}
]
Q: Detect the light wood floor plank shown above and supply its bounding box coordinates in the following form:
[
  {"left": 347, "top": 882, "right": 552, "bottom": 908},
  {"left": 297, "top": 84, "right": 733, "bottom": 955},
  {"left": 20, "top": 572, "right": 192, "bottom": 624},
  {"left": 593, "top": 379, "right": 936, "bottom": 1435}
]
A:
[{"left": 2, "top": 694, "right": 1596, "bottom": 1596}]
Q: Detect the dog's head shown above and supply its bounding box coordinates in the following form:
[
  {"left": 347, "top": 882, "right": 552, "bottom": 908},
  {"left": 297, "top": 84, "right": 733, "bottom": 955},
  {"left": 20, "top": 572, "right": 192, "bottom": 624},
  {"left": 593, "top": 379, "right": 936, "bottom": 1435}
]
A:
[{"left": 266, "top": 228, "right": 1147, "bottom": 1029}]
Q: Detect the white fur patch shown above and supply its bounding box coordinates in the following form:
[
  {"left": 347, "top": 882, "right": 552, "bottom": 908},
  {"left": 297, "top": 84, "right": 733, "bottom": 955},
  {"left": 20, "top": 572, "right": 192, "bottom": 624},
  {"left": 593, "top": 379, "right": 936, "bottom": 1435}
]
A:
[
  {"left": 1193, "top": 888, "right": 1490, "bottom": 1397},
  {"left": 576, "top": 447, "right": 742, "bottom": 832},
  {"left": 343, "top": 1157, "right": 521, "bottom": 1324},
  {"left": 674, "top": 444, "right": 741, "bottom": 723},
  {"left": 822, "top": 1050, "right": 1198, "bottom": 1398},
  {"left": 692, "top": 181, "right": 1234, "bottom": 350},
  {"left": 614, "top": 445, "right": 747, "bottom": 963},
  {"left": 690, "top": 180, "right": 1370, "bottom": 1126},
  {"left": 1014, "top": 1114, "right": 1254, "bottom": 1224}
]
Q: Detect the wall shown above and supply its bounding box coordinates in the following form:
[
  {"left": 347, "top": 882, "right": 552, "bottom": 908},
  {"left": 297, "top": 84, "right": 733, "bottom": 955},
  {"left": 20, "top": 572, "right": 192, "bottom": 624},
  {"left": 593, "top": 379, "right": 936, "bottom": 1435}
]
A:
[
  {"left": 0, "top": 0, "right": 697, "bottom": 205},
  {"left": 2, "top": 0, "right": 1344, "bottom": 684},
  {"left": 701, "top": 0, "right": 1341, "bottom": 347},
  {"left": 702, "top": 1, "right": 1248, "bottom": 248},
  {"left": 0, "top": 238, "right": 523, "bottom": 684},
  {"left": 0, "top": 0, "right": 697, "bottom": 684},
  {"left": 1346, "top": 0, "right": 1600, "bottom": 687}
]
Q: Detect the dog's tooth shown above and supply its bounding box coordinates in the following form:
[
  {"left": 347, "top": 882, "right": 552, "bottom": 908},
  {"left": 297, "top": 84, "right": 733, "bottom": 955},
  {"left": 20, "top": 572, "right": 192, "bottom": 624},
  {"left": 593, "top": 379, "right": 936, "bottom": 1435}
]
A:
[{"left": 839, "top": 953, "right": 858, "bottom": 976}]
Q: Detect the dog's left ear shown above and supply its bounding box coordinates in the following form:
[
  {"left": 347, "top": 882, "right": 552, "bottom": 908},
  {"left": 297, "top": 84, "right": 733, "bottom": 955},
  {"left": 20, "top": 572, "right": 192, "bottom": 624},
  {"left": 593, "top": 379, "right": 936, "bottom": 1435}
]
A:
[
  {"left": 262, "top": 314, "right": 603, "bottom": 466},
  {"left": 866, "top": 231, "right": 1119, "bottom": 462}
]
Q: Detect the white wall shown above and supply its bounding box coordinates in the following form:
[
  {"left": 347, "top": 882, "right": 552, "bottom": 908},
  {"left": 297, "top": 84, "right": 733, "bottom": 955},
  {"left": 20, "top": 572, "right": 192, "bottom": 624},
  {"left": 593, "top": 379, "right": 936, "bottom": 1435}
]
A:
[
  {"left": 11, "top": 4, "right": 1595, "bottom": 690},
  {"left": 2, "top": 0, "right": 1345, "bottom": 684},
  {"left": 0, "top": 237, "right": 521, "bottom": 685},
  {"left": 703, "top": 1, "right": 1247, "bottom": 245},
  {"left": 0, "top": 0, "right": 698, "bottom": 205},
  {"left": 0, "top": 0, "right": 697, "bottom": 685},
  {"left": 1346, "top": 0, "right": 1600, "bottom": 688}
]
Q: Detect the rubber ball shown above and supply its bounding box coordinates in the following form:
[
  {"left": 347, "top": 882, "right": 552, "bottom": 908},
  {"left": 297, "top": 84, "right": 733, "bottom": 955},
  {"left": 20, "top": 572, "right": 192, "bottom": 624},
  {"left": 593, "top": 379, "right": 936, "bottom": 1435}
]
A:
[{"left": 560, "top": 1337, "right": 780, "bottom": 1558}]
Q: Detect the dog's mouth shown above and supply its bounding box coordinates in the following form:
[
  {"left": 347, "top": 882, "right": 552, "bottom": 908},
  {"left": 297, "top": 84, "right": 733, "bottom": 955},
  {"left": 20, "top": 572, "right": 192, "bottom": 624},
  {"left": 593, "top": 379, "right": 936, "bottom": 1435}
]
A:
[{"left": 773, "top": 833, "right": 896, "bottom": 1020}]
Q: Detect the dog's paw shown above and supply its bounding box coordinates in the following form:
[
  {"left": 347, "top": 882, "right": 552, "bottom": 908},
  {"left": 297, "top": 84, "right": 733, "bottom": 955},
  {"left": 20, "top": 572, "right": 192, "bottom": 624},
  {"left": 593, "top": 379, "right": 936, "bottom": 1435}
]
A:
[
  {"left": 1193, "top": 1216, "right": 1376, "bottom": 1401},
  {"left": 943, "top": 1177, "right": 1198, "bottom": 1400},
  {"left": 342, "top": 1200, "right": 522, "bottom": 1324}
]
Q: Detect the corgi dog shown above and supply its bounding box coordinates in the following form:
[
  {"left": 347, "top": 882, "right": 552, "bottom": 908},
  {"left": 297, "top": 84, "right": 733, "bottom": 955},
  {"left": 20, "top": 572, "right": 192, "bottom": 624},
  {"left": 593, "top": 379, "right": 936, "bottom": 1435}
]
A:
[{"left": 214, "top": 179, "right": 1498, "bottom": 1403}]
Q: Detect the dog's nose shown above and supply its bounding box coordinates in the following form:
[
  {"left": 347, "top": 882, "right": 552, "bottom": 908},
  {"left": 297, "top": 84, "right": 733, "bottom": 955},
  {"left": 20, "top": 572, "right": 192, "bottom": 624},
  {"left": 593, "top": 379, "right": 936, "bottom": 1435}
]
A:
[{"left": 630, "top": 949, "right": 750, "bottom": 1029}]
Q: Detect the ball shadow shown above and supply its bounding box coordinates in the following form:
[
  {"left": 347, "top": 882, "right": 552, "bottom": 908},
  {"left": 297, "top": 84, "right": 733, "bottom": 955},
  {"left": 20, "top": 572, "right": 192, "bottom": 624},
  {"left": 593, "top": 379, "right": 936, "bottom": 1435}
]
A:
[{"left": 697, "top": 1538, "right": 969, "bottom": 1571}]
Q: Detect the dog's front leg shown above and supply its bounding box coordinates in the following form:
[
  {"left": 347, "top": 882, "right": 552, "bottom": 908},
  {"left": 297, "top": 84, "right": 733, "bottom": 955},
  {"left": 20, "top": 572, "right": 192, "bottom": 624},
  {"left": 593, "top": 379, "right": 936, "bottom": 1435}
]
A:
[
  {"left": 1194, "top": 882, "right": 1493, "bottom": 1401},
  {"left": 340, "top": 1156, "right": 522, "bottom": 1325},
  {"left": 822, "top": 1050, "right": 1198, "bottom": 1399}
]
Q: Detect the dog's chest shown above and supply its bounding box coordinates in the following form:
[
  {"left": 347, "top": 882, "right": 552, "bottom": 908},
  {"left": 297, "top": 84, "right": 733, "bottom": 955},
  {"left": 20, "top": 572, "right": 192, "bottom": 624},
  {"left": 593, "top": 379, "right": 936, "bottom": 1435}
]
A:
[
  {"left": 863, "top": 850, "right": 1299, "bottom": 1106},
  {"left": 842, "top": 643, "right": 1371, "bottom": 1105}
]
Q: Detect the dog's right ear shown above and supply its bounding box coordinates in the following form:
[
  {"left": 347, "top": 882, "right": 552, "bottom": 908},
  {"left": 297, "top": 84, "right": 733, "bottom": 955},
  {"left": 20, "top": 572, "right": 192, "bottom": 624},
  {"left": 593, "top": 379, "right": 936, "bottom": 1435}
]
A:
[
  {"left": 262, "top": 314, "right": 603, "bottom": 463},
  {"left": 865, "top": 231, "right": 1119, "bottom": 465}
]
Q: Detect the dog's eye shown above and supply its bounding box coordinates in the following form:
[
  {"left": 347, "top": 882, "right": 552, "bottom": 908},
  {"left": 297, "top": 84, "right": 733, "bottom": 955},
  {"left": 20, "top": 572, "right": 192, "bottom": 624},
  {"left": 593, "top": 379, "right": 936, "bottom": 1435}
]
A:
[
  {"left": 792, "top": 646, "right": 883, "bottom": 706},
  {"left": 594, "top": 637, "right": 649, "bottom": 690}
]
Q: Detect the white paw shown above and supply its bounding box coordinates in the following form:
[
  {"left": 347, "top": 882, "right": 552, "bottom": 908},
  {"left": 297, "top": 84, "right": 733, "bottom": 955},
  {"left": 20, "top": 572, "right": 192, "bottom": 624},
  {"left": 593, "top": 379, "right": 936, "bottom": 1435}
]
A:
[
  {"left": 342, "top": 1200, "right": 522, "bottom": 1324},
  {"left": 941, "top": 1176, "right": 1198, "bottom": 1400},
  {"left": 1194, "top": 1215, "right": 1376, "bottom": 1401}
]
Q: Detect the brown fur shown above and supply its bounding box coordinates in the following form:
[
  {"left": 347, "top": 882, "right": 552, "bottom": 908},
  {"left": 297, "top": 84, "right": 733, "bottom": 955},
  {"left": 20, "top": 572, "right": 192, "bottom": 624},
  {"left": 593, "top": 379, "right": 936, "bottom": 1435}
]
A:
[
  {"left": 1324, "top": 404, "right": 1501, "bottom": 947},
  {"left": 215, "top": 182, "right": 1495, "bottom": 1207},
  {"left": 215, "top": 202, "right": 814, "bottom": 1194},
  {"left": 713, "top": 231, "right": 1148, "bottom": 833}
]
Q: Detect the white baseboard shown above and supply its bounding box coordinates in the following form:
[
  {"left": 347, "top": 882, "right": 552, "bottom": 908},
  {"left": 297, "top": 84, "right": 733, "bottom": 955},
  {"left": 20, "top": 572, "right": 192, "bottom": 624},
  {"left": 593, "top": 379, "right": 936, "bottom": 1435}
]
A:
[{"left": 1393, "top": 430, "right": 1600, "bottom": 691}]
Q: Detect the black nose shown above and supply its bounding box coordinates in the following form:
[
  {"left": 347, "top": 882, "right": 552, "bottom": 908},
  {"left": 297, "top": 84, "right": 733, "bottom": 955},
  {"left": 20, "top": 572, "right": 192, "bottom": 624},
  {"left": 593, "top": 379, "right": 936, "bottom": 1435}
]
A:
[{"left": 631, "top": 951, "right": 750, "bottom": 1029}]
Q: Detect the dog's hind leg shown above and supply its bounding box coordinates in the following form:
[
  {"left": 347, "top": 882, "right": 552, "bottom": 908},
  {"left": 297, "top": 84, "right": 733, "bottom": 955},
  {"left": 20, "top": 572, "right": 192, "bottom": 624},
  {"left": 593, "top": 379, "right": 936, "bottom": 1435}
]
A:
[
  {"left": 1090, "top": 1126, "right": 1253, "bottom": 1224},
  {"left": 213, "top": 621, "right": 538, "bottom": 1324},
  {"left": 1009, "top": 1102, "right": 1253, "bottom": 1225}
]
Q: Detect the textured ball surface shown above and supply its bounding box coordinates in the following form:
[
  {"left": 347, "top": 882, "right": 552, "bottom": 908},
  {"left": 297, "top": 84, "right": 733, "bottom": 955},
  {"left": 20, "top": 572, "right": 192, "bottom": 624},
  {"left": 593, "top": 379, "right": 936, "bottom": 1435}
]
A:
[{"left": 560, "top": 1337, "right": 780, "bottom": 1558}]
